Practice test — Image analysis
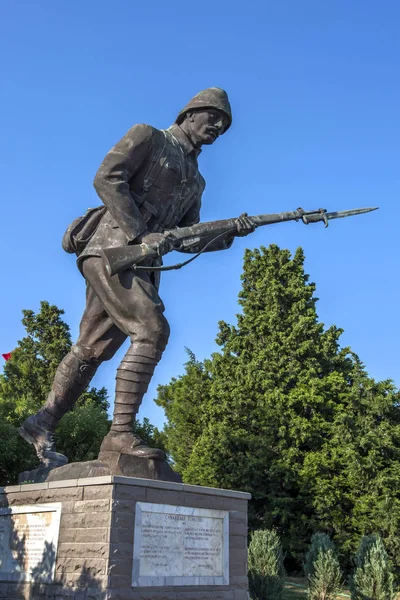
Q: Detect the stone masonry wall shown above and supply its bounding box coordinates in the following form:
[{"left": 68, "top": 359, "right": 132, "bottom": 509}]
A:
[{"left": 0, "top": 476, "right": 250, "bottom": 600}]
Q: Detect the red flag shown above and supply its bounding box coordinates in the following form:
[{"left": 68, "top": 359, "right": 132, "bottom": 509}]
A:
[{"left": 2, "top": 352, "right": 12, "bottom": 361}]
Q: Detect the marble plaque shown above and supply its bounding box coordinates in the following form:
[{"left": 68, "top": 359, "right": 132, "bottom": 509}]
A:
[
  {"left": 132, "top": 502, "right": 229, "bottom": 587},
  {"left": 0, "top": 503, "right": 61, "bottom": 583}
]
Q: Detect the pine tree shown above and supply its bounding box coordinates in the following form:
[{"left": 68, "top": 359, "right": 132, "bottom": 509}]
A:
[
  {"left": 304, "top": 533, "right": 343, "bottom": 600},
  {"left": 156, "top": 348, "right": 212, "bottom": 474},
  {"left": 248, "top": 529, "right": 285, "bottom": 600},
  {"left": 350, "top": 535, "right": 396, "bottom": 600},
  {"left": 304, "top": 358, "right": 400, "bottom": 565}
]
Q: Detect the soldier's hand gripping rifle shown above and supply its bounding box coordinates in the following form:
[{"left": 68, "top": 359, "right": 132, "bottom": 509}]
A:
[{"left": 100, "top": 206, "right": 378, "bottom": 277}]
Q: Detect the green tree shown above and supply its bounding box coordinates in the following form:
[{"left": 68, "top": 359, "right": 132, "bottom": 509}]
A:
[
  {"left": 350, "top": 535, "right": 396, "bottom": 600},
  {"left": 304, "top": 533, "right": 343, "bottom": 600},
  {"left": 0, "top": 301, "right": 110, "bottom": 484},
  {"left": 155, "top": 245, "right": 400, "bottom": 570},
  {"left": 156, "top": 348, "right": 212, "bottom": 474},
  {"left": 304, "top": 361, "right": 400, "bottom": 565},
  {"left": 0, "top": 420, "right": 23, "bottom": 484},
  {"left": 248, "top": 529, "right": 285, "bottom": 600}
]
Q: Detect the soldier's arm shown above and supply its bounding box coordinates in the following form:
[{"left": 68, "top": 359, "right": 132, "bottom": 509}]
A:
[{"left": 93, "top": 124, "right": 153, "bottom": 242}]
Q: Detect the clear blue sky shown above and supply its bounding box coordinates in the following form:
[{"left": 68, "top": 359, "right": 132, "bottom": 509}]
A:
[{"left": 1, "top": 1, "right": 399, "bottom": 429}]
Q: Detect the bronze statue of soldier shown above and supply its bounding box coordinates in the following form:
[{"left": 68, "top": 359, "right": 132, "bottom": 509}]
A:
[{"left": 18, "top": 88, "right": 255, "bottom": 470}]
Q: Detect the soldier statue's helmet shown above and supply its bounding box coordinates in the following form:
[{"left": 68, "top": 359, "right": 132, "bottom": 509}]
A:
[{"left": 175, "top": 87, "right": 232, "bottom": 133}]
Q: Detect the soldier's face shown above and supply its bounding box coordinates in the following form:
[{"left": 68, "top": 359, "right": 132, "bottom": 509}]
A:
[{"left": 187, "top": 109, "right": 228, "bottom": 146}]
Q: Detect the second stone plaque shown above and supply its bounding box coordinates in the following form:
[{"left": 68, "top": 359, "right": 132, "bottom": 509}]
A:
[{"left": 132, "top": 502, "right": 229, "bottom": 587}]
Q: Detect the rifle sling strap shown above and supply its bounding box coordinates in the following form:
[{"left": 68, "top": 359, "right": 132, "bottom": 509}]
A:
[{"left": 132, "top": 229, "right": 237, "bottom": 272}]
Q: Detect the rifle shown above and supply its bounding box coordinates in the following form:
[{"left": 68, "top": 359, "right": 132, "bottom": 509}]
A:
[{"left": 100, "top": 206, "right": 378, "bottom": 277}]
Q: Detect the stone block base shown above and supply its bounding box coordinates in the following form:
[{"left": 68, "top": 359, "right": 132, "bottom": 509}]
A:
[{"left": 0, "top": 475, "right": 250, "bottom": 599}]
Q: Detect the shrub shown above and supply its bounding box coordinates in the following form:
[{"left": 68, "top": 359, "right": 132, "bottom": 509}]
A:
[
  {"left": 304, "top": 533, "right": 343, "bottom": 600},
  {"left": 350, "top": 534, "right": 395, "bottom": 600},
  {"left": 248, "top": 529, "right": 285, "bottom": 600}
]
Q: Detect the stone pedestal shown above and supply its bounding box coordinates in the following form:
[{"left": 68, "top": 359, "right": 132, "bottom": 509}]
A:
[{"left": 0, "top": 475, "right": 250, "bottom": 599}]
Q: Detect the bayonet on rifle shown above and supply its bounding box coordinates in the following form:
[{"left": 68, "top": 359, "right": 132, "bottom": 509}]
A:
[
  {"left": 100, "top": 206, "right": 378, "bottom": 276},
  {"left": 294, "top": 206, "right": 378, "bottom": 227}
]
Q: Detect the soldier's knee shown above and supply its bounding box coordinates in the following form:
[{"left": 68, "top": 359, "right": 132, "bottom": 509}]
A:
[
  {"left": 148, "top": 316, "right": 170, "bottom": 350},
  {"left": 157, "top": 316, "right": 170, "bottom": 351},
  {"left": 133, "top": 313, "right": 170, "bottom": 352}
]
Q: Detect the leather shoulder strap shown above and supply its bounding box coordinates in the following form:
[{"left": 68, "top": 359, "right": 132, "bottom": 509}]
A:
[{"left": 141, "top": 130, "right": 168, "bottom": 193}]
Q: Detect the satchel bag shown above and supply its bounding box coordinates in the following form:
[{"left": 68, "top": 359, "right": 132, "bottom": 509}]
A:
[{"left": 62, "top": 205, "right": 107, "bottom": 255}]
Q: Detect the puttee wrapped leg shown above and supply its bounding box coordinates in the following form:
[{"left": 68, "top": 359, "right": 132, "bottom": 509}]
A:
[
  {"left": 19, "top": 347, "right": 99, "bottom": 467},
  {"left": 100, "top": 344, "right": 165, "bottom": 460}
]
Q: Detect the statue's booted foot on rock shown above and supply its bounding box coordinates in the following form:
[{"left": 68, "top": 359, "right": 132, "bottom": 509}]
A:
[
  {"left": 18, "top": 416, "right": 181, "bottom": 485},
  {"left": 18, "top": 414, "right": 68, "bottom": 469},
  {"left": 99, "top": 431, "right": 165, "bottom": 460}
]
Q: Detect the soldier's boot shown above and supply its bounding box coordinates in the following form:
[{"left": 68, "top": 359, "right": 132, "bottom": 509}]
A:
[
  {"left": 100, "top": 345, "right": 165, "bottom": 461},
  {"left": 19, "top": 348, "right": 99, "bottom": 467}
]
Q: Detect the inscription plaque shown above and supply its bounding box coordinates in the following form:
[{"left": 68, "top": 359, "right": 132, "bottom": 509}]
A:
[
  {"left": 132, "top": 502, "right": 229, "bottom": 587},
  {"left": 0, "top": 503, "right": 61, "bottom": 583}
]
